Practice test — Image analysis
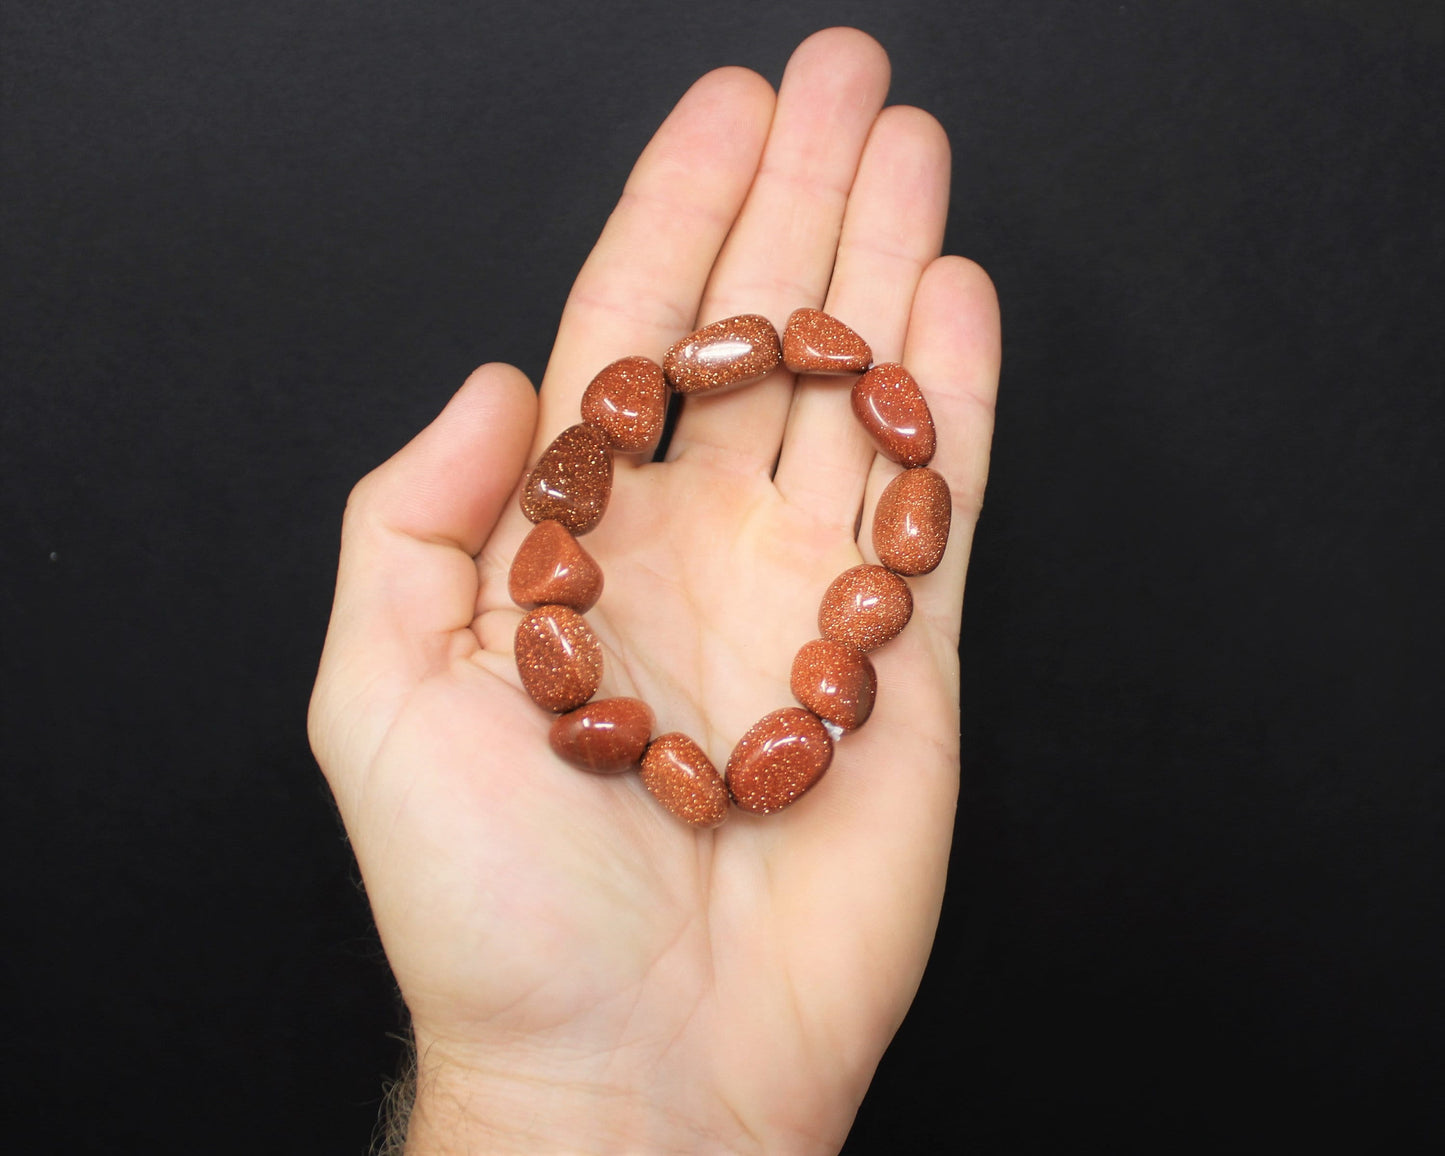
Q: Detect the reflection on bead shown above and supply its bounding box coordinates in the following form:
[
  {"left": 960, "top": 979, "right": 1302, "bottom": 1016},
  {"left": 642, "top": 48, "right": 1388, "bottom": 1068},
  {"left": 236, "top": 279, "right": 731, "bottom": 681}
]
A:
[
  {"left": 726, "top": 707, "right": 834, "bottom": 814},
  {"left": 790, "top": 638, "right": 876, "bottom": 731},
  {"left": 872, "top": 467, "right": 951, "bottom": 576},
  {"left": 520, "top": 423, "right": 613, "bottom": 535},
  {"left": 782, "top": 308, "right": 872, "bottom": 374},
  {"left": 817, "top": 564, "right": 913, "bottom": 652},
  {"left": 509, "top": 520, "right": 603, "bottom": 612},
  {"left": 851, "top": 363, "right": 935, "bottom": 467},
  {"left": 549, "top": 697, "right": 653, "bottom": 773},
  {"left": 514, "top": 605, "right": 602, "bottom": 713},
  {"left": 580, "top": 356, "right": 668, "bottom": 454},
  {"left": 663, "top": 314, "right": 781, "bottom": 394},
  {"left": 640, "top": 733, "right": 730, "bottom": 828}
]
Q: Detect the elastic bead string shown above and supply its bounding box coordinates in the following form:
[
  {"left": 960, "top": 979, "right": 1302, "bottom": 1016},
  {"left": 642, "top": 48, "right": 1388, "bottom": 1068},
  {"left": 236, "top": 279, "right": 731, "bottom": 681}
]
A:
[{"left": 509, "top": 308, "right": 950, "bottom": 827}]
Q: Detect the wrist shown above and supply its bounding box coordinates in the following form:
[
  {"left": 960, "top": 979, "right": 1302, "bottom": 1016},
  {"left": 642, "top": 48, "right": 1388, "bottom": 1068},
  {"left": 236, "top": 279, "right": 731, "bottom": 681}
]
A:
[{"left": 402, "top": 1032, "right": 732, "bottom": 1156}]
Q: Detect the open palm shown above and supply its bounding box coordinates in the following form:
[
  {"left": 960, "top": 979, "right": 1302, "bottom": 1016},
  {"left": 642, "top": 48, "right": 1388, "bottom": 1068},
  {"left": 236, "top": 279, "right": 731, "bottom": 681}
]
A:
[{"left": 309, "top": 28, "right": 999, "bottom": 1154}]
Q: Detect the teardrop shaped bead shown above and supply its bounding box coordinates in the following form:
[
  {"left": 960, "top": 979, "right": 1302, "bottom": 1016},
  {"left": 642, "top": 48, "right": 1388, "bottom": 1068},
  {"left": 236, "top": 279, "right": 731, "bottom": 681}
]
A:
[
  {"left": 509, "top": 520, "right": 603, "bottom": 612},
  {"left": 549, "top": 697, "right": 653, "bottom": 773},
  {"left": 790, "top": 638, "right": 877, "bottom": 731},
  {"left": 640, "top": 733, "right": 730, "bottom": 828},
  {"left": 519, "top": 423, "right": 613, "bottom": 535},
  {"left": 872, "top": 467, "right": 952, "bottom": 576},
  {"left": 817, "top": 564, "right": 914, "bottom": 652},
  {"left": 782, "top": 307, "right": 872, "bottom": 374},
  {"left": 580, "top": 356, "right": 668, "bottom": 454},
  {"left": 514, "top": 605, "right": 602, "bottom": 713},
  {"left": 663, "top": 314, "right": 782, "bottom": 395},
  {"left": 725, "top": 707, "right": 834, "bottom": 814},
  {"left": 850, "top": 363, "right": 936, "bottom": 467}
]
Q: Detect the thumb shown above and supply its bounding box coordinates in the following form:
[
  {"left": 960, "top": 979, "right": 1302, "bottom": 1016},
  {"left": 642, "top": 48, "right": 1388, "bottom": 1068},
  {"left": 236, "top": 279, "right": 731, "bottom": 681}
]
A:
[{"left": 308, "top": 362, "right": 537, "bottom": 776}]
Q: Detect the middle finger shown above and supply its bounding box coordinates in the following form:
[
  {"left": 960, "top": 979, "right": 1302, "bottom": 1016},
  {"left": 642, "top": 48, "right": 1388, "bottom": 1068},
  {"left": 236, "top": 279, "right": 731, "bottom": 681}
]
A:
[{"left": 666, "top": 27, "right": 891, "bottom": 472}]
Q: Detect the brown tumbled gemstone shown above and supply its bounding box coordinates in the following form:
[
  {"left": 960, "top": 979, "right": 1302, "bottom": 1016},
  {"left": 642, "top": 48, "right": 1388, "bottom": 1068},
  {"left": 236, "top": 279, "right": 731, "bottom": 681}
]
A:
[
  {"left": 662, "top": 314, "right": 782, "bottom": 395},
  {"left": 580, "top": 356, "right": 668, "bottom": 454},
  {"left": 725, "top": 707, "right": 834, "bottom": 814},
  {"left": 508, "top": 520, "right": 603, "bottom": 612},
  {"left": 851, "top": 363, "right": 936, "bottom": 467},
  {"left": 549, "top": 697, "right": 654, "bottom": 774},
  {"left": 782, "top": 307, "right": 872, "bottom": 374},
  {"left": 519, "top": 423, "right": 613, "bottom": 535},
  {"left": 818, "top": 564, "right": 914, "bottom": 652},
  {"left": 514, "top": 605, "right": 602, "bottom": 713},
  {"left": 790, "top": 639, "right": 877, "bottom": 732},
  {"left": 872, "top": 467, "right": 952, "bottom": 576},
  {"left": 640, "top": 733, "right": 730, "bottom": 828}
]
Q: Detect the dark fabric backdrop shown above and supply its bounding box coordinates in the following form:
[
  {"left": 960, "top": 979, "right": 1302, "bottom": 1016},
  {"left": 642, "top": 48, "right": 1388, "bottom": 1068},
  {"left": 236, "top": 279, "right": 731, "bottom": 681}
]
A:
[{"left": 2, "top": 1, "right": 1439, "bottom": 1151}]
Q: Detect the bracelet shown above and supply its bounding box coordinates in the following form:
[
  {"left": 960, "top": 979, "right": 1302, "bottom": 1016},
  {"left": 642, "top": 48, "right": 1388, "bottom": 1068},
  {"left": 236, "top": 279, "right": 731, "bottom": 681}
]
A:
[{"left": 509, "top": 308, "right": 950, "bottom": 827}]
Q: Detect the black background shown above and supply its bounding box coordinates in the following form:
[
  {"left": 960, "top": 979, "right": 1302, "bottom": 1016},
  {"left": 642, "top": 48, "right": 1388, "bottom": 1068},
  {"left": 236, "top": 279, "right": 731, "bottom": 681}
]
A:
[{"left": 2, "top": 1, "right": 1440, "bottom": 1151}]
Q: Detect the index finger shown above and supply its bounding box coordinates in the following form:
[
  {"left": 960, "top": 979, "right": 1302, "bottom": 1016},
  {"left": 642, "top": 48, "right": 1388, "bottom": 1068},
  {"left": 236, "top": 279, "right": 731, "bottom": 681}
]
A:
[{"left": 530, "top": 66, "right": 777, "bottom": 457}]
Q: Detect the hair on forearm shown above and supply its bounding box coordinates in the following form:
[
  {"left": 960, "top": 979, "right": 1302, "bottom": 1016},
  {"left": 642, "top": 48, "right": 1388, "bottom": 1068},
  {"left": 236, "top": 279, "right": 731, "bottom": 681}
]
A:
[{"left": 373, "top": 1028, "right": 418, "bottom": 1156}]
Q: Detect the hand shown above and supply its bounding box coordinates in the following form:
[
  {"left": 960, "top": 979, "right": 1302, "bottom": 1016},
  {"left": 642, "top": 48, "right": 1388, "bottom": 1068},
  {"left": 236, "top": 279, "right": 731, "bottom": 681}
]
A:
[{"left": 308, "top": 27, "right": 999, "bottom": 1155}]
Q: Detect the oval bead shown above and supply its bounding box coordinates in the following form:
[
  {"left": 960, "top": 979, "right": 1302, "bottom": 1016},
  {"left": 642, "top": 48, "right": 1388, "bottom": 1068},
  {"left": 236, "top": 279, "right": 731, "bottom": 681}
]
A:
[
  {"left": 508, "top": 520, "right": 603, "bottom": 612},
  {"left": 519, "top": 423, "right": 613, "bottom": 535},
  {"left": 851, "top": 363, "right": 936, "bottom": 467},
  {"left": 640, "top": 733, "right": 730, "bottom": 828},
  {"left": 514, "top": 605, "right": 602, "bottom": 712},
  {"left": 817, "top": 564, "right": 914, "bottom": 652},
  {"left": 790, "top": 639, "right": 877, "bottom": 732},
  {"left": 725, "top": 707, "right": 834, "bottom": 814},
  {"left": 663, "top": 314, "right": 782, "bottom": 395},
  {"left": 782, "top": 307, "right": 872, "bottom": 374},
  {"left": 872, "top": 467, "right": 952, "bottom": 576},
  {"left": 549, "top": 697, "right": 653, "bottom": 774},
  {"left": 580, "top": 356, "right": 668, "bottom": 454}
]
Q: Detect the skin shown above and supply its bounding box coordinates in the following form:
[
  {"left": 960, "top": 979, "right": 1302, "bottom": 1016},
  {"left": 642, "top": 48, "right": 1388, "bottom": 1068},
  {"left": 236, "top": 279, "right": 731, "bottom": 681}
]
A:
[{"left": 308, "top": 28, "right": 1000, "bottom": 1155}]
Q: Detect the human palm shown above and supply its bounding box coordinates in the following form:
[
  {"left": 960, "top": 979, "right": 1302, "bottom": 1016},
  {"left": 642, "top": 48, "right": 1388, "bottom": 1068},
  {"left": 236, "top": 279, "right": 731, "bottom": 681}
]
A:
[{"left": 309, "top": 28, "right": 1000, "bottom": 1154}]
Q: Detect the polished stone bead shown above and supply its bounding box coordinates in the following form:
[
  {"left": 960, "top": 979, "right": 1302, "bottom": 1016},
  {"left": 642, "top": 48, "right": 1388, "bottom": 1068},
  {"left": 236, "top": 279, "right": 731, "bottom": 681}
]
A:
[
  {"left": 790, "top": 639, "right": 877, "bottom": 731},
  {"left": 725, "top": 707, "right": 834, "bottom": 814},
  {"left": 519, "top": 423, "right": 613, "bottom": 535},
  {"left": 662, "top": 314, "right": 782, "bottom": 394},
  {"left": 514, "top": 605, "right": 602, "bottom": 713},
  {"left": 580, "top": 356, "right": 668, "bottom": 454},
  {"left": 817, "top": 564, "right": 913, "bottom": 652},
  {"left": 508, "top": 520, "right": 603, "bottom": 612},
  {"left": 549, "top": 697, "right": 653, "bottom": 774},
  {"left": 851, "top": 363, "right": 936, "bottom": 467},
  {"left": 782, "top": 307, "right": 872, "bottom": 374},
  {"left": 872, "top": 467, "right": 951, "bottom": 576},
  {"left": 640, "top": 733, "right": 730, "bottom": 828}
]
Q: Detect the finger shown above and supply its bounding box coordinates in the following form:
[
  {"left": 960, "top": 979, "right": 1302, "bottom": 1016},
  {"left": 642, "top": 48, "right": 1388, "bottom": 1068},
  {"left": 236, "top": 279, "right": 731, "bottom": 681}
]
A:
[
  {"left": 667, "top": 27, "right": 891, "bottom": 469},
  {"left": 531, "top": 66, "right": 775, "bottom": 458},
  {"left": 858, "top": 256, "right": 1002, "bottom": 641},
  {"left": 309, "top": 363, "right": 537, "bottom": 774},
  {"left": 772, "top": 105, "right": 951, "bottom": 528}
]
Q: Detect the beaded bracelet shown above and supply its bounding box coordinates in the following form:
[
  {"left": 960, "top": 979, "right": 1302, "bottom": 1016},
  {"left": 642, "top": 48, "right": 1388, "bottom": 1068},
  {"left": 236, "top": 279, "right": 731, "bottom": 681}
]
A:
[{"left": 509, "top": 308, "right": 950, "bottom": 827}]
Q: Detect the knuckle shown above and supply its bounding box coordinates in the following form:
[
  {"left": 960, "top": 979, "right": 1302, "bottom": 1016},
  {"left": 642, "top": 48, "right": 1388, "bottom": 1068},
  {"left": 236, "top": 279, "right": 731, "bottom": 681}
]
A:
[
  {"left": 951, "top": 473, "right": 988, "bottom": 523},
  {"left": 305, "top": 683, "right": 331, "bottom": 766},
  {"left": 341, "top": 468, "right": 385, "bottom": 532}
]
